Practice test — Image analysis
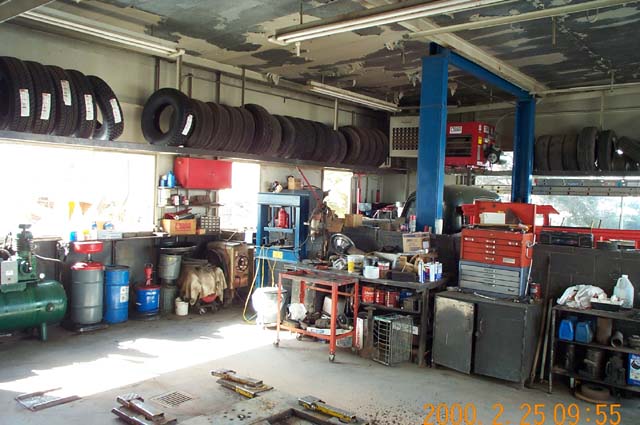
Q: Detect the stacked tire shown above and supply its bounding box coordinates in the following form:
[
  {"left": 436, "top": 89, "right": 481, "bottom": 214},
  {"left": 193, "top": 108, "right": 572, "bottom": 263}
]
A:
[
  {"left": 0, "top": 56, "right": 124, "bottom": 140},
  {"left": 140, "top": 88, "right": 388, "bottom": 167},
  {"left": 535, "top": 127, "right": 640, "bottom": 173}
]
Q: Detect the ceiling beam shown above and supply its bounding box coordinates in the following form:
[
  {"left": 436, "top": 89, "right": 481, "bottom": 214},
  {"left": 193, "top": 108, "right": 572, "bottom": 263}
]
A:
[
  {"left": 0, "top": 0, "right": 55, "bottom": 23},
  {"left": 405, "top": 0, "right": 635, "bottom": 39},
  {"left": 362, "top": 0, "right": 548, "bottom": 94}
]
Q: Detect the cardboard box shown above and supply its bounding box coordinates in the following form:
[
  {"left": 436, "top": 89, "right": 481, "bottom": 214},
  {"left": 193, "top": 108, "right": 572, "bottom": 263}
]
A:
[
  {"left": 327, "top": 217, "right": 344, "bottom": 233},
  {"left": 161, "top": 219, "right": 197, "bottom": 235},
  {"left": 344, "top": 214, "right": 363, "bottom": 228},
  {"left": 402, "top": 232, "right": 430, "bottom": 252},
  {"left": 287, "top": 177, "right": 302, "bottom": 190}
]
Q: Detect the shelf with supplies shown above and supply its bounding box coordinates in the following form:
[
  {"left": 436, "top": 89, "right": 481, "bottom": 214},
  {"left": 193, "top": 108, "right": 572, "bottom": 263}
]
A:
[
  {"left": 548, "top": 305, "right": 640, "bottom": 394},
  {"left": 360, "top": 302, "right": 420, "bottom": 315}
]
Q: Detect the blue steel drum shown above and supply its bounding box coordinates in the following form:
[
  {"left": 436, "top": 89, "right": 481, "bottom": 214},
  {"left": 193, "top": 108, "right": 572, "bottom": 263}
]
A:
[
  {"left": 135, "top": 285, "right": 161, "bottom": 313},
  {"left": 104, "top": 265, "right": 130, "bottom": 323}
]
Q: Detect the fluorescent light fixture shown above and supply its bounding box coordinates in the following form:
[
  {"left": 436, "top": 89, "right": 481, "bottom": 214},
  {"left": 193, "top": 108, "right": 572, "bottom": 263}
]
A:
[
  {"left": 308, "top": 81, "right": 400, "bottom": 112},
  {"left": 271, "top": 0, "right": 504, "bottom": 44},
  {"left": 21, "top": 7, "right": 181, "bottom": 57}
]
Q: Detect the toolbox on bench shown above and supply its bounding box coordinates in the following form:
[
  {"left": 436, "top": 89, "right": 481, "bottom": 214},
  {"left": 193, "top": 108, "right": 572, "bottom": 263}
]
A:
[
  {"left": 461, "top": 228, "right": 534, "bottom": 267},
  {"left": 459, "top": 260, "right": 529, "bottom": 298}
]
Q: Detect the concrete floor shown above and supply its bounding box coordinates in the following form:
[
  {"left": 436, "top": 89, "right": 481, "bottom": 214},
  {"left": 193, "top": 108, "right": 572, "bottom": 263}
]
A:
[{"left": 1, "top": 308, "right": 639, "bottom": 425}]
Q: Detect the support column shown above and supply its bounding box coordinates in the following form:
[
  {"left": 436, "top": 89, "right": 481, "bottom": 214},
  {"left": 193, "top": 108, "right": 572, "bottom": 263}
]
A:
[
  {"left": 416, "top": 45, "right": 449, "bottom": 233},
  {"left": 512, "top": 97, "right": 536, "bottom": 203}
]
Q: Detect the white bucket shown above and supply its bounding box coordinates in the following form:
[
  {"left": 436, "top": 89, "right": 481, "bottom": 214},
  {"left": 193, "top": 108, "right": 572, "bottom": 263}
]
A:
[
  {"left": 363, "top": 265, "right": 380, "bottom": 279},
  {"left": 175, "top": 298, "right": 189, "bottom": 316}
]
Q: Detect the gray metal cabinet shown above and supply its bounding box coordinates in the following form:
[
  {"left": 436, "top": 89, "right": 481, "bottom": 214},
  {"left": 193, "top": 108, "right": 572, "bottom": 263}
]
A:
[
  {"left": 433, "top": 292, "right": 541, "bottom": 386},
  {"left": 432, "top": 297, "right": 475, "bottom": 374}
]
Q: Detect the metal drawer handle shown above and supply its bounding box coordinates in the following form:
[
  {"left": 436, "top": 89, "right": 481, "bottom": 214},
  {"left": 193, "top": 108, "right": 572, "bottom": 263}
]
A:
[
  {"left": 485, "top": 257, "right": 495, "bottom": 261},
  {"left": 485, "top": 250, "right": 496, "bottom": 254}
]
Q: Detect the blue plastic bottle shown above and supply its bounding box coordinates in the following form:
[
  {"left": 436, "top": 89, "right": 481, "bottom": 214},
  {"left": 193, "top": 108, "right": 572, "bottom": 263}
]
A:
[
  {"left": 559, "top": 319, "right": 575, "bottom": 341},
  {"left": 575, "top": 321, "right": 594, "bottom": 343},
  {"left": 166, "top": 171, "right": 176, "bottom": 188}
]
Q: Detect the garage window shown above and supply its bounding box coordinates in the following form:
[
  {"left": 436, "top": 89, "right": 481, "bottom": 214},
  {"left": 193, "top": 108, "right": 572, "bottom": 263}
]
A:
[
  {"left": 218, "top": 162, "right": 260, "bottom": 230},
  {"left": 0, "top": 143, "right": 155, "bottom": 238},
  {"left": 323, "top": 170, "right": 353, "bottom": 217}
]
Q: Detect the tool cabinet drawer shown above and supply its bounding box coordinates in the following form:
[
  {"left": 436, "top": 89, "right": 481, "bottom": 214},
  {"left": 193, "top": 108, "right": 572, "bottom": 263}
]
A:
[
  {"left": 461, "top": 251, "right": 526, "bottom": 267},
  {"left": 459, "top": 279, "right": 521, "bottom": 296},
  {"left": 459, "top": 260, "right": 528, "bottom": 297}
]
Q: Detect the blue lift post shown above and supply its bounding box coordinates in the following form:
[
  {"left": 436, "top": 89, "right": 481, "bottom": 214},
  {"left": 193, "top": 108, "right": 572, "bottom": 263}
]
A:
[{"left": 416, "top": 43, "right": 536, "bottom": 231}]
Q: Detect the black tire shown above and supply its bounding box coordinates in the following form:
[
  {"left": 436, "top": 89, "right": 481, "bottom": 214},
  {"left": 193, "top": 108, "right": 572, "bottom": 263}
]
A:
[
  {"left": 324, "top": 126, "right": 340, "bottom": 164},
  {"left": 289, "top": 117, "right": 314, "bottom": 159},
  {"left": 577, "top": 127, "right": 598, "bottom": 171},
  {"left": 334, "top": 130, "right": 348, "bottom": 164},
  {"left": 612, "top": 152, "right": 629, "bottom": 172},
  {"left": 87, "top": 75, "right": 123, "bottom": 141},
  {"left": 266, "top": 114, "right": 282, "bottom": 157},
  {"left": 617, "top": 136, "right": 640, "bottom": 164},
  {"left": 275, "top": 115, "right": 296, "bottom": 159},
  {"left": 237, "top": 107, "right": 255, "bottom": 153},
  {"left": 66, "top": 69, "right": 96, "bottom": 138},
  {"left": 548, "top": 135, "right": 565, "bottom": 172},
  {"left": 46, "top": 65, "right": 77, "bottom": 137},
  {"left": 185, "top": 99, "right": 213, "bottom": 148},
  {"left": 244, "top": 104, "right": 273, "bottom": 154},
  {"left": 206, "top": 102, "right": 231, "bottom": 150},
  {"left": 596, "top": 130, "right": 616, "bottom": 171},
  {"left": 24, "top": 61, "right": 56, "bottom": 135},
  {"left": 534, "top": 135, "right": 551, "bottom": 172},
  {"left": 373, "top": 128, "right": 390, "bottom": 166},
  {"left": 222, "top": 105, "right": 244, "bottom": 152},
  {"left": 562, "top": 134, "right": 579, "bottom": 171},
  {"left": 298, "top": 119, "right": 317, "bottom": 160},
  {"left": 0, "top": 56, "right": 35, "bottom": 132},
  {"left": 141, "top": 88, "right": 194, "bottom": 146},
  {"left": 309, "top": 121, "right": 328, "bottom": 162},
  {"left": 340, "top": 126, "right": 362, "bottom": 164}
]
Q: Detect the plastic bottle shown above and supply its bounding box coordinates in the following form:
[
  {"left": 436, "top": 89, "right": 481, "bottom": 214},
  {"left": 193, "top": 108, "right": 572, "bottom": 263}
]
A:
[
  {"left": 166, "top": 171, "right": 176, "bottom": 188},
  {"left": 614, "top": 274, "right": 635, "bottom": 308}
]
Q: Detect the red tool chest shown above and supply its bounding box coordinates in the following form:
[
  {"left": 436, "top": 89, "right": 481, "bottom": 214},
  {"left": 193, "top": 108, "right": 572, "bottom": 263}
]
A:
[
  {"left": 174, "top": 157, "right": 232, "bottom": 189},
  {"left": 461, "top": 228, "right": 534, "bottom": 268}
]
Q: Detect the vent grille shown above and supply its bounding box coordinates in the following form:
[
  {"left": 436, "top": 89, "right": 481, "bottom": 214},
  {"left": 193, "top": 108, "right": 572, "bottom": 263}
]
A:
[{"left": 151, "top": 390, "right": 194, "bottom": 408}]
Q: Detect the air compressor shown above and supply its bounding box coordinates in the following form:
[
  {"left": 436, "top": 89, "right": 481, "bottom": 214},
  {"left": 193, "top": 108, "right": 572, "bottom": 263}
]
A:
[{"left": 0, "top": 224, "right": 67, "bottom": 341}]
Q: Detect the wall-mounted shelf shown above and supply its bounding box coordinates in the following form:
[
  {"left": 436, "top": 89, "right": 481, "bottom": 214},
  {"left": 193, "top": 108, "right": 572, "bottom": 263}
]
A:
[{"left": 0, "top": 130, "right": 404, "bottom": 175}]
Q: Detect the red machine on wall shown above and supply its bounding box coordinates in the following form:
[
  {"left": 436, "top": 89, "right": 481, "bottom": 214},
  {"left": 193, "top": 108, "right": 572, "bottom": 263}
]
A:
[{"left": 445, "top": 122, "right": 500, "bottom": 167}]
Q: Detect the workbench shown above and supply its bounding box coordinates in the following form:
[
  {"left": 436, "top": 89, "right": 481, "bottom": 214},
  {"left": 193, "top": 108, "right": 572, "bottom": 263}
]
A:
[{"left": 288, "top": 264, "right": 447, "bottom": 367}]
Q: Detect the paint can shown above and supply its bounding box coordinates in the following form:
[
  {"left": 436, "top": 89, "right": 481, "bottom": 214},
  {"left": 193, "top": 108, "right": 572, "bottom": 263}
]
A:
[
  {"left": 361, "top": 286, "right": 376, "bottom": 304},
  {"left": 374, "top": 288, "right": 386, "bottom": 305},
  {"left": 530, "top": 282, "right": 542, "bottom": 301},
  {"left": 385, "top": 290, "right": 400, "bottom": 308}
]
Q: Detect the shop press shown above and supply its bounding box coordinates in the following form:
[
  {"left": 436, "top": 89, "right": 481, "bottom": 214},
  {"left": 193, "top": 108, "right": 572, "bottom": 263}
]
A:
[
  {"left": 0, "top": 225, "right": 67, "bottom": 341},
  {"left": 255, "top": 192, "right": 310, "bottom": 286}
]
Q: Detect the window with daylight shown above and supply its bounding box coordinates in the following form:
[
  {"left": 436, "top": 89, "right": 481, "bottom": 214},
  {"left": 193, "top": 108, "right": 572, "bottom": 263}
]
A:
[
  {"left": 218, "top": 162, "right": 261, "bottom": 230},
  {"left": 323, "top": 170, "right": 353, "bottom": 217},
  {"left": 0, "top": 143, "right": 155, "bottom": 238}
]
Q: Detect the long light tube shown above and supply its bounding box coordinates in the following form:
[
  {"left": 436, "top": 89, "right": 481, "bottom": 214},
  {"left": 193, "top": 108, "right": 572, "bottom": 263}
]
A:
[
  {"left": 271, "top": 0, "right": 505, "bottom": 44},
  {"left": 22, "top": 8, "right": 180, "bottom": 56},
  {"left": 308, "top": 81, "right": 400, "bottom": 112}
]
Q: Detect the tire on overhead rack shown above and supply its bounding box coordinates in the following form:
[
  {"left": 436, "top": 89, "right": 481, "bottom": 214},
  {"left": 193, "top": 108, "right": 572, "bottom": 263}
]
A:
[
  {"left": 355, "top": 128, "right": 375, "bottom": 166},
  {"left": 323, "top": 125, "right": 339, "bottom": 164},
  {"left": 612, "top": 153, "right": 629, "bottom": 172},
  {"left": 334, "top": 130, "right": 349, "bottom": 164},
  {"left": 562, "top": 134, "right": 579, "bottom": 171},
  {"left": 534, "top": 135, "right": 551, "bottom": 172},
  {"left": 264, "top": 114, "right": 282, "bottom": 157},
  {"left": 205, "top": 102, "right": 231, "bottom": 150},
  {"left": 244, "top": 104, "right": 273, "bottom": 154},
  {"left": 299, "top": 119, "right": 318, "bottom": 160},
  {"left": 373, "top": 128, "right": 390, "bottom": 167},
  {"left": 577, "top": 126, "right": 599, "bottom": 171},
  {"left": 24, "top": 61, "right": 56, "bottom": 135},
  {"left": 66, "top": 69, "right": 97, "bottom": 138},
  {"left": 185, "top": 98, "right": 214, "bottom": 148},
  {"left": 0, "top": 56, "right": 35, "bottom": 132},
  {"left": 597, "top": 130, "right": 616, "bottom": 171},
  {"left": 286, "top": 117, "right": 305, "bottom": 159},
  {"left": 237, "top": 106, "right": 256, "bottom": 154},
  {"left": 141, "top": 87, "right": 194, "bottom": 146},
  {"left": 548, "top": 135, "right": 565, "bottom": 172},
  {"left": 87, "top": 75, "right": 123, "bottom": 141},
  {"left": 221, "top": 105, "right": 244, "bottom": 152},
  {"left": 274, "top": 115, "right": 296, "bottom": 159},
  {"left": 617, "top": 136, "right": 640, "bottom": 164},
  {"left": 340, "top": 126, "right": 362, "bottom": 165},
  {"left": 46, "top": 65, "right": 77, "bottom": 137},
  {"left": 368, "top": 128, "right": 384, "bottom": 166},
  {"left": 309, "top": 121, "right": 328, "bottom": 162}
]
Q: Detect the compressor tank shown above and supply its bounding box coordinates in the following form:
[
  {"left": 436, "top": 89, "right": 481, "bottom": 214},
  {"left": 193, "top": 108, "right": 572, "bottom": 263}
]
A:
[{"left": 0, "top": 280, "right": 67, "bottom": 341}]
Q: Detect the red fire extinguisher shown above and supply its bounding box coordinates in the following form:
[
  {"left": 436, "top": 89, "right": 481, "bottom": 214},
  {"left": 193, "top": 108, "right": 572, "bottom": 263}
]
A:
[{"left": 277, "top": 207, "right": 289, "bottom": 228}]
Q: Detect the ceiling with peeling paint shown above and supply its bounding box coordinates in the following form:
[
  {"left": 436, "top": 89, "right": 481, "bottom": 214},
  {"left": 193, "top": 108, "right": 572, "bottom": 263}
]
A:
[{"left": 57, "top": 0, "right": 640, "bottom": 107}]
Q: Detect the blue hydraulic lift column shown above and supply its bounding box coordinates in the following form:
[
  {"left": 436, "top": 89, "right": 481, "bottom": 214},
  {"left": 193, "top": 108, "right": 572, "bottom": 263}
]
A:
[
  {"left": 416, "top": 44, "right": 449, "bottom": 233},
  {"left": 416, "top": 43, "right": 536, "bottom": 230}
]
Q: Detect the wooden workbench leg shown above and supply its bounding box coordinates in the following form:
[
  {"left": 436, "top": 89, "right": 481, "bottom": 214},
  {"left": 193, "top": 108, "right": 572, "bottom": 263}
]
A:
[
  {"left": 418, "top": 289, "right": 430, "bottom": 368},
  {"left": 329, "top": 284, "right": 338, "bottom": 362}
]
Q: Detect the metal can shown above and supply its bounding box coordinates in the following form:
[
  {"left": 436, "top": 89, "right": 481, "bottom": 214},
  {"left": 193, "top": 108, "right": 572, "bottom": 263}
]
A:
[{"left": 530, "top": 282, "right": 542, "bottom": 301}]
